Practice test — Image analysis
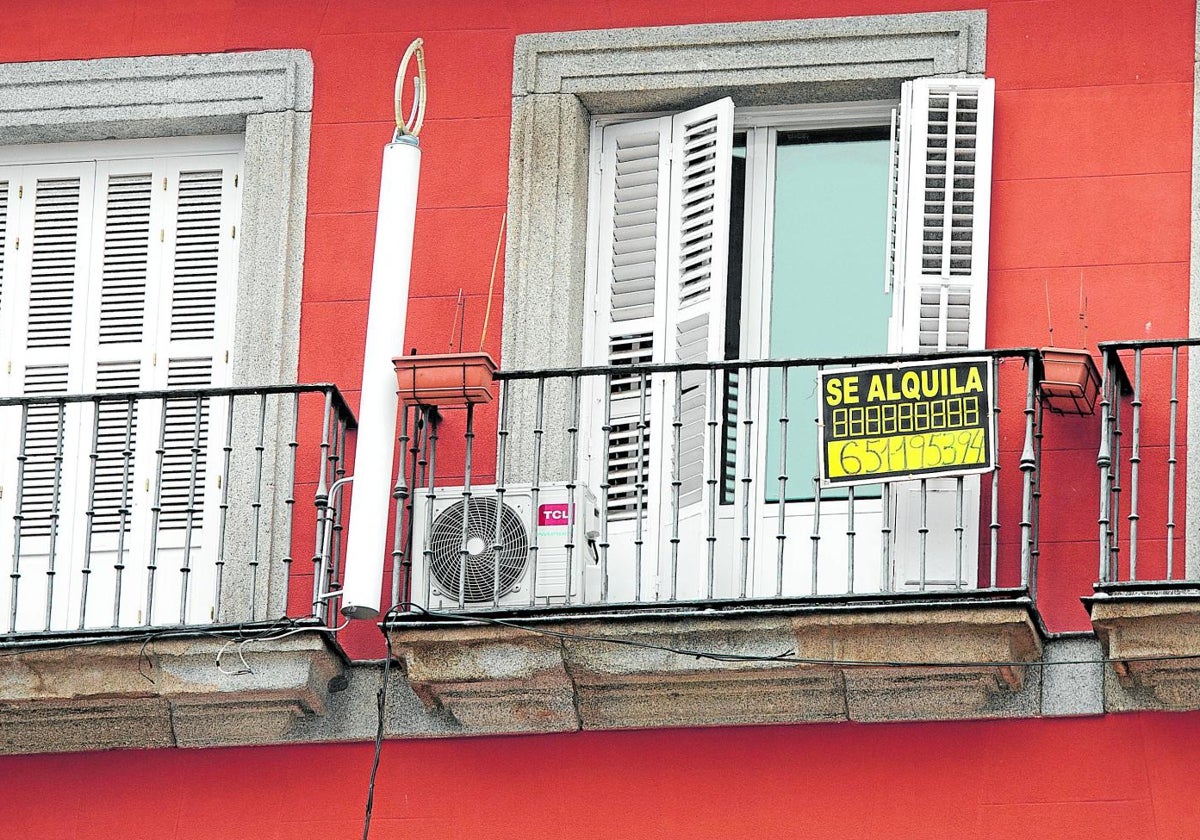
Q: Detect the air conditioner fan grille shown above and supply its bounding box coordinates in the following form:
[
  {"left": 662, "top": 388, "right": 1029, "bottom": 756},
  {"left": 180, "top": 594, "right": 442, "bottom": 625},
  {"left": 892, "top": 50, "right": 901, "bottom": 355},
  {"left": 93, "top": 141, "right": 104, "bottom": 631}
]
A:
[{"left": 428, "top": 497, "right": 529, "bottom": 602}]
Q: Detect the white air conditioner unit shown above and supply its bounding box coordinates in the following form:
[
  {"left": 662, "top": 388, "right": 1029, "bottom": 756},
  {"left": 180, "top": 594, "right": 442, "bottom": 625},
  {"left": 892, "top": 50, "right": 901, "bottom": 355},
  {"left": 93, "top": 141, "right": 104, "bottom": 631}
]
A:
[{"left": 408, "top": 483, "right": 601, "bottom": 610}]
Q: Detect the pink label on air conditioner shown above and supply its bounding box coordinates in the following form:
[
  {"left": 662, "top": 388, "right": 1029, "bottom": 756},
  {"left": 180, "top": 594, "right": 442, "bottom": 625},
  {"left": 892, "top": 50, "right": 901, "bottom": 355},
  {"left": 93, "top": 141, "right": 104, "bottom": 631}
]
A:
[{"left": 538, "top": 503, "right": 574, "bottom": 527}]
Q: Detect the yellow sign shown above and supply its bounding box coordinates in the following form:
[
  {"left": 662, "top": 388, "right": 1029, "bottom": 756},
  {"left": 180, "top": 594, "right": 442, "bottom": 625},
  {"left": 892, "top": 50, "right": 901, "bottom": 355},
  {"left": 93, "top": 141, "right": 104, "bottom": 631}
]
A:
[{"left": 818, "top": 358, "right": 995, "bottom": 486}]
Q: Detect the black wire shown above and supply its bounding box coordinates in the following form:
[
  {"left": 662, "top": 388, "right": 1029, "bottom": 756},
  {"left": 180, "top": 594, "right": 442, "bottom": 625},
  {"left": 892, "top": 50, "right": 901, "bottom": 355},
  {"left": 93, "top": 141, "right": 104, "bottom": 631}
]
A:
[{"left": 361, "top": 605, "right": 401, "bottom": 840}]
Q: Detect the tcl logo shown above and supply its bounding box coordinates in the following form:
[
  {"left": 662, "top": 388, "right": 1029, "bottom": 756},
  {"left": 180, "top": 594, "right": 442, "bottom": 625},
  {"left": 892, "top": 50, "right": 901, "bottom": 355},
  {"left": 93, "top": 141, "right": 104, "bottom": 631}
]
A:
[{"left": 538, "top": 503, "right": 574, "bottom": 526}]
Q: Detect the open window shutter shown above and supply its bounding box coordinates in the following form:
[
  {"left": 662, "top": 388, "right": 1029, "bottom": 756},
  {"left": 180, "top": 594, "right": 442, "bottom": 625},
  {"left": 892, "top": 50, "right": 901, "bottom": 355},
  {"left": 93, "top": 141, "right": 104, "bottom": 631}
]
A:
[
  {"left": 663, "top": 98, "right": 734, "bottom": 512},
  {"left": 892, "top": 78, "right": 995, "bottom": 352},
  {"left": 888, "top": 78, "right": 994, "bottom": 590},
  {"left": 594, "top": 115, "right": 672, "bottom": 520}
]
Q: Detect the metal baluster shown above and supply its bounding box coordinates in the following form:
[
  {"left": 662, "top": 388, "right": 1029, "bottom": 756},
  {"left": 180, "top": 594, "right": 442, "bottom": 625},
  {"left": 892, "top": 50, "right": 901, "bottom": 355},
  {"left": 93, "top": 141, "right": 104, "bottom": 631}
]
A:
[
  {"left": 249, "top": 393, "right": 267, "bottom": 621},
  {"left": 112, "top": 398, "right": 135, "bottom": 627},
  {"left": 178, "top": 395, "right": 205, "bottom": 623},
  {"left": 531, "top": 379, "right": 545, "bottom": 606},
  {"left": 8, "top": 404, "right": 29, "bottom": 633},
  {"left": 600, "top": 374, "right": 613, "bottom": 603},
  {"left": 810, "top": 365, "right": 823, "bottom": 596},
  {"left": 79, "top": 400, "right": 101, "bottom": 628},
  {"left": 312, "top": 390, "right": 334, "bottom": 616},
  {"left": 669, "top": 370, "right": 683, "bottom": 601},
  {"left": 422, "top": 408, "right": 440, "bottom": 609},
  {"left": 328, "top": 418, "right": 349, "bottom": 617},
  {"left": 213, "top": 395, "right": 235, "bottom": 622},
  {"left": 1097, "top": 350, "right": 1114, "bottom": 582},
  {"left": 776, "top": 366, "right": 790, "bottom": 598},
  {"left": 846, "top": 485, "right": 856, "bottom": 594},
  {"left": 1127, "top": 348, "right": 1143, "bottom": 580},
  {"left": 280, "top": 392, "right": 300, "bottom": 616},
  {"left": 705, "top": 367, "right": 719, "bottom": 600},
  {"left": 918, "top": 478, "right": 928, "bottom": 591},
  {"left": 633, "top": 371, "right": 646, "bottom": 601},
  {"left": 492, "top": 386, "right": 511, "bottom": 608},
  {"left": 566, "top": 375, "right": 581, "bottom": 605},
  {"left": 1167, "top": 346, "right": 1180, "bottom": 578},
  {"left": 1110, "top": 367, "right": 1124, "bottom": 579},
  {"left": 1019, "top": 356, "right": 1037, "bottom": 591},
  {"left": 989, "top": 359, "right": 1001, "bottom": 587},
  {"left": 391, "top": 405, "right": 411, "bottom": 608},
  {"left": 880, "top": 483, "right": 892, "bottom": 592},
  {"left": 739, "top": 365, "right": 754, "bottom": 599},
  {"left": 43, "top": 401, "right": 66, "bottom": 630},
  {"left": 146, "top": 399, "right": 169, "bottom": 625},
  {"left": 954, "top": 476, "right": 964, "bottom": 591},
  {"left": 1031, "top": 379, "right": 1044, "bottom": 605},
  {"left": 458, "top": 403, "right": 476, "bottom": 611}
]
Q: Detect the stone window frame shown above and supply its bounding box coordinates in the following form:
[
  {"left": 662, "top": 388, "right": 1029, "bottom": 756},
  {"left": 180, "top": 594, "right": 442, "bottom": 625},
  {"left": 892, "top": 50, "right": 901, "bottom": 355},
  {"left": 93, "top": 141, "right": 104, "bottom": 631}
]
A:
[
  {"left": 500, "top": 11, "right": 987, "bottom": 478},
  {"left": 0, "top": 50, "right": 313, "bottom": 620},
  {"left": 0, "top": 50, "right": 312, "bottom": 388}
]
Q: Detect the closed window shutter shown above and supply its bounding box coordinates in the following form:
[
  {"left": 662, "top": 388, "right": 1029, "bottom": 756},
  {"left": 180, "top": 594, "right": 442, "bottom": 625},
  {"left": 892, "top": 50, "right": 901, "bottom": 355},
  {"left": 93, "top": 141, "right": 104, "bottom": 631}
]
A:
[
  {"left": 663, "top": 98, "right": 733, "bottom": 510},
  {"left": 595, "top": 115, "right": 672, "bottom": 519},
  {"left": 156, "top": 158, "right": 240, "bottom": 540},
  {"left": 0, "top": 148, "right": 241, "bottom": 630},
  {"left": 7, "top": 165, "right": 96, "bottom": 542},
  {"left": 891, "top": 78, "right": 995, "bottom": 352}
]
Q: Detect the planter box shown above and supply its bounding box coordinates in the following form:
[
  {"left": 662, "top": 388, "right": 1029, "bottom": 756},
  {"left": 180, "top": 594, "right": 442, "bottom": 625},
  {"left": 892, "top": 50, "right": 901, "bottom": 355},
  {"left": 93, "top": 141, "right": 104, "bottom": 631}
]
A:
[
  {"left": 394, "top": 352, "right": 497, "bottom": 407},
  {"left": 1040, "top": 347, "right": 1101, "bottom": 415}
]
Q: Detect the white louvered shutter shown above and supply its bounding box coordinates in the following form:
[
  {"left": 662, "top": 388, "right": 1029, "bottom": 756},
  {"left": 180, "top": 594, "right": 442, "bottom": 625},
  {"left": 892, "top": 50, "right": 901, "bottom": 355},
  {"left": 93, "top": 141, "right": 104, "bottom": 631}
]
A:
[
  {"left": 594, "top": 115, "right": 673, "bottom": 521},
  {"left": 148, "top": 156, "right": 240, "bottom": 625},
  {"left": 662, "top": 99, "right": 734, "bottom": 518},
  {"left": 0, "top": 147, "right": 241, "bottom": 631},
  {"left": 891, "top": 78, "right": 995, "bottom": 352},
  {"left": 887, "top": 78, "right": 995, "bottom": 590},
  {"left": 0, "top": 163, "right": 96, "bottom": 630}
]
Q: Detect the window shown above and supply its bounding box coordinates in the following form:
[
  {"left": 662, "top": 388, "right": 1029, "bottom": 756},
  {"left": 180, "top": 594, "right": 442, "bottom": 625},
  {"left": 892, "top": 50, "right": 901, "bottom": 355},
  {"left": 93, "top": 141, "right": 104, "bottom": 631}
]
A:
[
  {"left": 502, "top": 14, "right": 992, "bottom": 599},
  {"left": 0, "top": 51, "right": 311, "bottom": 630},
  {"left": 0, "top": 137, "right": 242, "bottom": 630},
  {"left": 580, "top": 80, "right": 994, "bottom": 599}
]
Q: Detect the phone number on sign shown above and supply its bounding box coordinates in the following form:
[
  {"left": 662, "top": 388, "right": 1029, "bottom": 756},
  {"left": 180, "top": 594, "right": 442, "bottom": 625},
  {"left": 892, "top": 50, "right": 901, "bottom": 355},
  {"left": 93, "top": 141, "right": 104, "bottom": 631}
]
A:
[{"left": 826, "top": 428, "right": 988, "bottom": 479}]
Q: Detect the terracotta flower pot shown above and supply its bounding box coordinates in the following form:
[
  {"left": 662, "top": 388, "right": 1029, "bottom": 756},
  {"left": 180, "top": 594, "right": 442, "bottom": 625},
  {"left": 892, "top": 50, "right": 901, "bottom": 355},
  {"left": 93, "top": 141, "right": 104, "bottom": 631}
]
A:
[
  {"left": 393, "top": 352, "right": 497, "bottom": 407},
  {"left": 1040, "top": 347, "right": 1101, "bottom": 415}
]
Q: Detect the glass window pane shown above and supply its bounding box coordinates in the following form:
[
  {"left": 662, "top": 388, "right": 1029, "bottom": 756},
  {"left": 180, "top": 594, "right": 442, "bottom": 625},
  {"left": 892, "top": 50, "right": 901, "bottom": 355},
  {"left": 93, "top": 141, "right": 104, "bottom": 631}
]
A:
[{"left": 765, "top": 129, "right": 891, "bottom": 501}]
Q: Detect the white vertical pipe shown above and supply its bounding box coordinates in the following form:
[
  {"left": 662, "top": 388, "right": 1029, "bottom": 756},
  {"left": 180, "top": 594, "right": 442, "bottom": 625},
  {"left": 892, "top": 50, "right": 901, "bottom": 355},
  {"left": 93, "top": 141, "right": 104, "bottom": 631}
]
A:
[{"left": 342, "top": 136, "right": 420, "bottom": 619}]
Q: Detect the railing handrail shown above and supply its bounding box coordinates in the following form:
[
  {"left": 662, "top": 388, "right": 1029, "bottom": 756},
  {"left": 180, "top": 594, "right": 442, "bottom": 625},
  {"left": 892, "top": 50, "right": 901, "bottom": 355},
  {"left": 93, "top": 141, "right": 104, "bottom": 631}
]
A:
[
  {"left": 0, "top": 382, "right": 358, "bottom": 427},
  {"left": 495, "top": 347, "right": 1039, "bottom": 381},
  {"left": 1097, "top": 337, "right": 1200, "bottom": 352}
]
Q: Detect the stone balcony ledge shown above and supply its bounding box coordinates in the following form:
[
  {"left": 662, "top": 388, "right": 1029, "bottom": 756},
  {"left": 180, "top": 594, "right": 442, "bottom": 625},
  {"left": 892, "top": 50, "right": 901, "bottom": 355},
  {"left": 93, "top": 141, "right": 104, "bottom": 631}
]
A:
[
  {"left": 0, "top": 623, "right": 345, "bottom": 754},
  {"left": 1087, "top": 583, "right": 1200, "bottom": 710},
  {"left": 387, "top": 592, "right": 1043, "bottom": 735}
]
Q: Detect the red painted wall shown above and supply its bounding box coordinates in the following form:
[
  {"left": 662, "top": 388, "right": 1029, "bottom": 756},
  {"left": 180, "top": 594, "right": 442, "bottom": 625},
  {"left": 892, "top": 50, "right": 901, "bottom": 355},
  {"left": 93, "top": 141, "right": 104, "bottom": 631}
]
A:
[{"left": 5, "top": 713, "right": 1200, "bottom": 839}]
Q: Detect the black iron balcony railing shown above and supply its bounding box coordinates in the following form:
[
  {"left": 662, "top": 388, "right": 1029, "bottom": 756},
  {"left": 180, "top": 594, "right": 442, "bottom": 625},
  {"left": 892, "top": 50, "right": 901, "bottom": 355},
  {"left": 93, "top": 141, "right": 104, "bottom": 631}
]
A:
[
  {"left": 1097, "top": 339, "right": 1193, "bottom": 584},
  {"left": 385, "top": 348, "right": 1042, "bottom": 615},
  {"left": 0, "top": 383, "right": 355, "bottom": 636}
]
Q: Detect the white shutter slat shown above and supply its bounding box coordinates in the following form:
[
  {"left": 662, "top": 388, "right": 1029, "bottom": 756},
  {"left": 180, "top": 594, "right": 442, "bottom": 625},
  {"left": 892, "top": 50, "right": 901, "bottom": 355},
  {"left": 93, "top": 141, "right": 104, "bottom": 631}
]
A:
[
  {"left": 159, "top": 356, "right": 213, "bottom": 531},
  {"left": 169, "top": 169, "right": 225, "bottom": 343},
  {"left": 26, "top": 177, "right": 84, "bottom": 352},
  {"left": 17, "top": 365, "right": 69, "bottom": 538},
  {"left": 97, "top": 172, "right": 153, "bottom": 346}
]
